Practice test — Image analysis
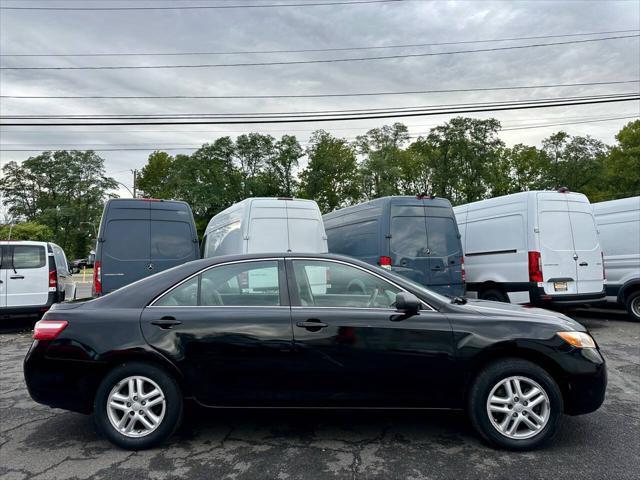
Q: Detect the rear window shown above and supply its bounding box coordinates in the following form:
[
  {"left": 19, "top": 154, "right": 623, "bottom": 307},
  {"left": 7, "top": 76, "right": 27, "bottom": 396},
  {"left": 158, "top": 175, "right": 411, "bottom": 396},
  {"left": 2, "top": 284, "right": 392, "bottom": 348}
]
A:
[
  {"left": 104, "top": 220, "right": 149, "bottom": 260},
  {"left": 12, "top": 245, "right": 46, "bottom": 269},
  {"left": 570, "top": 212, "right": 599, "bottom": 251},
  {"left": 327, "top": 219, "right": 378, "bottom": 257},
  {"left": 426, "top": 217, "right": 461, "bottom": 257},
  {"left": 150, "top": 220, "right": 194, "bottom": 260},
  {"left": 391, "top": 216, "right": 428, "bottom": 258}
]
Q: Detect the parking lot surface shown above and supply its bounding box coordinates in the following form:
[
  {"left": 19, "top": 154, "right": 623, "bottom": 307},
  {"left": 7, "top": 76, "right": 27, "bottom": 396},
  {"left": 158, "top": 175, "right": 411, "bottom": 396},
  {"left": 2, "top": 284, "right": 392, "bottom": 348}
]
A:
[{"left": 1, "top": 310, "right": 638, "bottom": 480}]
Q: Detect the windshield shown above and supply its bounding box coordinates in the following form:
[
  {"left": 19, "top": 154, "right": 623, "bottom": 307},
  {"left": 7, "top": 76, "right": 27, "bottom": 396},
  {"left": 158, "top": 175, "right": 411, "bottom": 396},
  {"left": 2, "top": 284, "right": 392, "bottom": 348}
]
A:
[{"left": 385, "top": 270, "right": 452, "bottom": 305}]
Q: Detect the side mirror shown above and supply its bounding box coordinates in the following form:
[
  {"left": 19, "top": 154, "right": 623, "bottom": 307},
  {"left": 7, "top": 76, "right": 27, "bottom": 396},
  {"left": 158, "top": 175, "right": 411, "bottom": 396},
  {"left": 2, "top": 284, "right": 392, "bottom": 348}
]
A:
[{"left": 395, "top": 292, "right": 421, "bottom": 316}]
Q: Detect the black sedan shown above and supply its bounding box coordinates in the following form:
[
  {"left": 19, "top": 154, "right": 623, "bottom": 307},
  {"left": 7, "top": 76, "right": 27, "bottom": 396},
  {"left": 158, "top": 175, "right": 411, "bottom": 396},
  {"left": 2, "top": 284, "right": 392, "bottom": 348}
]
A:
[{"left": 24, "top": 253, "right": 606, "bottom": 451}]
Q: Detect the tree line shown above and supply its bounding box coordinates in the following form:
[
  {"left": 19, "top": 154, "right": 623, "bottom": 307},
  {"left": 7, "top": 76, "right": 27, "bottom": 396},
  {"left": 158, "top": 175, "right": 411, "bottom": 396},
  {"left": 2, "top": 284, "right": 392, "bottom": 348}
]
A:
[{"left": 1, "top": 117, "right": 638, "bottom": 259}]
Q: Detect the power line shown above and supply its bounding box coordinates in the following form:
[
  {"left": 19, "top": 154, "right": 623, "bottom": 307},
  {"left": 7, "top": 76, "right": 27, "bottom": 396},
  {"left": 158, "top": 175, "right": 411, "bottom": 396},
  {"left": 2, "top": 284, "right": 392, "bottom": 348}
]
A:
[
  {"left": 2, "top": 29, "right": 636, "bottom": 57},
  {"left": 1, "top": 115, "right": 636, "bottom": 152},
  {"left": 2, "top": 96, "right": 637, "bottom": 126},
  {"left": 2, "top": 80, "right": 637, "bottom": 100},
  {"left": 2, "top": 35, "right": 638, "bottom": 71},
  {"left": 3, "top": 93, "right": 634, "bottom": 119},
  {"left": 0, "top": 0, "right": 405, "bottom": 11}
]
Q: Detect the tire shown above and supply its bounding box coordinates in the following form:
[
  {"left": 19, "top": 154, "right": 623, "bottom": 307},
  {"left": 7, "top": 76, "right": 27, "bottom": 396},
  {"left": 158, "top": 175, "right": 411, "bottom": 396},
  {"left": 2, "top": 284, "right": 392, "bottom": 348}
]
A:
[
  {"left": 468, "top": 358, "right": 563, "bottom": 451},
  {"left": 93, "top": 362, "right": 183, "bottom": 450},
  {"left": 625, "top": 290, "right": 640, "bottom": 322},
  {"left": 479, "top": 288, "right": 510, "bottom": 303}
]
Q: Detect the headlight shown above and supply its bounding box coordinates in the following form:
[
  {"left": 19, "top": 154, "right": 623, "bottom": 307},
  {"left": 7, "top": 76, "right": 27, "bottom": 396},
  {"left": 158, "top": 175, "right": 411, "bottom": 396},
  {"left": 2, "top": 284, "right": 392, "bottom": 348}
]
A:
[{"left": 557, "top": 331, "right": 596, "bottom": 349}]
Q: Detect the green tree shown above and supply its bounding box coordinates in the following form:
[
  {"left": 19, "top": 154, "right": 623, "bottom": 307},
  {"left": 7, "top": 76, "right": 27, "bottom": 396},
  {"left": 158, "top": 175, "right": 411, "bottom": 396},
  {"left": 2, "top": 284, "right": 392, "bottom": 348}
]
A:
[
  {"left": 0, "top": 150, "right": 117, "bottom": 258},
  {"left": 299, "top": 130, "right": 361, "bottom": 213},
  {"left": 541, "top": 131, "right": 608, "bottom": 198},
  {"left": 137, "top": 151, "right": 176, "bottom": 199},
  {"left": 235, "top": 133, "right": 275, "bottom": 196},
  {"left": 603, "top": 119, "right": 640, "bottom": 200},
  {"left": 356, "top": 123, "right": 410, "bottom": 198},
  {"left": 266, "top": 135, "right": 303, "bottom": 197},
  {"left": 502, "top": 144, "right": 552, "bottom": 193},
  {"left": 0, "top": 222, "right": 53, "bottom": 242}
]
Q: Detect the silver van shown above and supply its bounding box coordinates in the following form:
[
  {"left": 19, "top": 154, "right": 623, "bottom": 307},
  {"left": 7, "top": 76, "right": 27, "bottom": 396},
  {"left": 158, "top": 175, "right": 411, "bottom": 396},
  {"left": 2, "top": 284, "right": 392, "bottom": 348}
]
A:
[
  {"left": 593, "top": 196, "right": 640, "bottom": 320},
  {"left": 202, "top": 197, "right": 328, "bottom": 257},
  {"left": 0, "top": 241, "right": 74, "bottom": 319}
]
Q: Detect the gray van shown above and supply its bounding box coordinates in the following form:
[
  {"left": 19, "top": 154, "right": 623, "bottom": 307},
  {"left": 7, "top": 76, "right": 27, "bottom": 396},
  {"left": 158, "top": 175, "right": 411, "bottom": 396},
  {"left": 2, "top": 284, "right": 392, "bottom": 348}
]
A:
[
  {"left": 93, "top": 199, "right": 200, "bottom": 295},
  {"left": 323, "top": 196, "right": 465, "bottom": 297}
]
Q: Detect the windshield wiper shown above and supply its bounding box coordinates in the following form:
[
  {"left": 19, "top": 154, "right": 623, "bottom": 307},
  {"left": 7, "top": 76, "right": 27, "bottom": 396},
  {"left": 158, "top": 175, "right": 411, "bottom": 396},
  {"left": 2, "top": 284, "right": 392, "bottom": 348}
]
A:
[{"left": 451, "top": 296, "right": 467, "bottom": 305}]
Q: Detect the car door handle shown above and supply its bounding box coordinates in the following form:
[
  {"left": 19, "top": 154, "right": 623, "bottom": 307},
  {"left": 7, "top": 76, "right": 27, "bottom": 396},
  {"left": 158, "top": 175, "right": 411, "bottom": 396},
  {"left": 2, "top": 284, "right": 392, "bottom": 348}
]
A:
[
  {"left": 431, "top": 266, "right": 443, "bottom": 271},
  {"left": 10, "top": 275, "right": 24, "bottom": 279},
  {"left": 579, "top": 262, "right": 589, "bottom": 266},
  {"left": 296, "top": 319, "right": 328, "bottom": 330},
  {"left": 151, "top": 317, "right": 182, "bottom": 329}
]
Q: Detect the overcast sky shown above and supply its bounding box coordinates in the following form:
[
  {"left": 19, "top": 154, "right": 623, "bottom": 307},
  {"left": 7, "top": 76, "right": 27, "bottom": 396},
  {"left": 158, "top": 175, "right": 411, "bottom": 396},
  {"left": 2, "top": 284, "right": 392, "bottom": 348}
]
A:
[{"left": 1, "top": 0, "right": 639, "bottom": 197}]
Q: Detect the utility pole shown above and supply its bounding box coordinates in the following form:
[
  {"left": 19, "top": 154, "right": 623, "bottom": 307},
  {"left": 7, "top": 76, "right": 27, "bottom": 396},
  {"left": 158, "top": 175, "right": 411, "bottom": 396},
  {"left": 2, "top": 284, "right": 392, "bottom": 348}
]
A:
[{"left": 132, "top": 169, "right": 137, "bottom": 198}]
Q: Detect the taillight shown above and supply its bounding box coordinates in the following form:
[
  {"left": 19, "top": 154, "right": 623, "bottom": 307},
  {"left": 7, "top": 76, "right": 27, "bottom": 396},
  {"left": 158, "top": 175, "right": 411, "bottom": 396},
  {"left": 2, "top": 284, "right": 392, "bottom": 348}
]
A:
[
  {"left": 601, "top": 251, "right": 606, "bottom": 280},
  {"left": 379, "top": 256, "right": 392, "bottom": 270},
  {"left": 460, "top": 256, "right": 466, "bottom": 282},
  {"left": 93, "top": 260, "right": 102, "bottom": 295},
  {"left": 33, "top": 320, "right": 68, "bottom": 340},
  {"left": 528, "top": 251, "right": 543, "bottom": 282},
  {"left": 48, "top": 269, "right": 57, "bottom": 289}
]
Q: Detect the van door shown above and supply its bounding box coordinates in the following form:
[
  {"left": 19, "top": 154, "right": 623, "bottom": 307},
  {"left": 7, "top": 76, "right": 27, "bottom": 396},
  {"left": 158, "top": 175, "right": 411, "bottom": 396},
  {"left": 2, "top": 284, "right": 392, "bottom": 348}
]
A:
[
  {"left": 100, "top": 203, "right": 151, "bottom": 293},
  {"left": 285, "top": 201, "right": 328, "bottom": 253},
  {"left": 425, "top": 215, "right": 464, "bottom": 296},
  {"left": 247, "top": 200, "right": 289, "bottom": 253},
  {"left": 0, "top": 246, "right": 7, "bottom": 308},
  {"left": 149, "top": 202, "right": 198, "bottom": 274},
  {"left": 537, "top": 194, "right": 579, "bottom": 296},
  {"left": 389, "top": 204, "right": 430, "bottom": 286},
  {"left": 6, "top": 244, "right": 49, "bottom": 307},
  {"left": 567, "top": 198, "right": 603, "bottom": 294}
]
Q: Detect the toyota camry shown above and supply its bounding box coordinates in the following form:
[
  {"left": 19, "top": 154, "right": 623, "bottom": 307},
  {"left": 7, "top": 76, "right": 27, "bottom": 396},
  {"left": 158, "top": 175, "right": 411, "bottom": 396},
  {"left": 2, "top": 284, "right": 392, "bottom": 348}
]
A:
[{"left": 24, "top": 253, "right": 606, "bottom": 451}]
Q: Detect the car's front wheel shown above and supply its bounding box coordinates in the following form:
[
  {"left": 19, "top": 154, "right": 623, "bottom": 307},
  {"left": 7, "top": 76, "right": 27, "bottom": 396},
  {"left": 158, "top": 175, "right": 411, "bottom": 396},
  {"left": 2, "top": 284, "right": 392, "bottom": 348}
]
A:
[
  {"left": 468, "top": 359, "right": 563, "bottom": 450},
  {"left": 94, "top": 362, "right": 183, "bottom": 450}
]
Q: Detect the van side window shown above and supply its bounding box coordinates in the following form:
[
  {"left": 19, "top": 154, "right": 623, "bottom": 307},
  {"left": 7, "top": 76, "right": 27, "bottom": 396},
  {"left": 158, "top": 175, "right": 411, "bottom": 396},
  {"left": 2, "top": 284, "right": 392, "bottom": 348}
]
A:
[
  {"left": 292, "top": 260, "right": 400, "bottom": 309},
  {"left": 12, "top": 245, "right": 46, "bottom": 269},
  {"left": 426, "top": 217, "right": 461, "bottom": 257}
]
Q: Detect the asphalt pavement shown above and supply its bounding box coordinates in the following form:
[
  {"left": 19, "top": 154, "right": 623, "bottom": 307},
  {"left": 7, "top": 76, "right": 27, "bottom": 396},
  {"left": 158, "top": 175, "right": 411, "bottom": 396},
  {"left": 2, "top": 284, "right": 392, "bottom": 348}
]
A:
[{"left": 0, "top": 309, "right": 638, "bottom": 480}]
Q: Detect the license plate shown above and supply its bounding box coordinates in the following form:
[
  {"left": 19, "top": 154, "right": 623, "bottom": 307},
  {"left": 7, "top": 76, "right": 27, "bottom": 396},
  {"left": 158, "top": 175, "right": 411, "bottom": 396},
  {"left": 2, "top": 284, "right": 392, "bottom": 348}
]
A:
[{"left": 554, "top": 281, "right": 568, "bottom": 292}]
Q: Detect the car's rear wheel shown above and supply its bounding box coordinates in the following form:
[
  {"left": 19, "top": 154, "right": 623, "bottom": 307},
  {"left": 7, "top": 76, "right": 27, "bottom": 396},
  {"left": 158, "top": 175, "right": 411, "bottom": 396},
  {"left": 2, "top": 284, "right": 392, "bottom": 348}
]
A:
[
  {"left": 94, "top": 362, "right": 183, "bottom": 450},
  {"left": 468, "top": 358, "right": 563, "bottom": 450},
  {"left": 625, "top": 290, "right": 640, "bottom": 322}
]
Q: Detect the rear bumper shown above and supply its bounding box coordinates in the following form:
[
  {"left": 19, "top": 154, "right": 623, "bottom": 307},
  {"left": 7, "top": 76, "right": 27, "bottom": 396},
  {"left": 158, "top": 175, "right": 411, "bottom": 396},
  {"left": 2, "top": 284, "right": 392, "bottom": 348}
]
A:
[
  {"left": 0, "top": 292, "right": 57, "bottom": 319},
  {"left": 531, "top": 287, "right": 606, "bottom": 307}
]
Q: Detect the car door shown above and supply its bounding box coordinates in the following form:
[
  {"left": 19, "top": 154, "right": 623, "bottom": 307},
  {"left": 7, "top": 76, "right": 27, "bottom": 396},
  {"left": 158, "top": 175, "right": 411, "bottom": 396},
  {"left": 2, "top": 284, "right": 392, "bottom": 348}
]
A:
[
  {"left": 6, "top": 244, "right": 49, "bottom": 307},
  {"left": 287, "top": 258, "right": 456, "bottom": 408},
  {"left": 0, "top": 246, "right": 7, "bottom": 308},
  {"left": 140, "top": 259, "right": 294, "bottom": 406}
]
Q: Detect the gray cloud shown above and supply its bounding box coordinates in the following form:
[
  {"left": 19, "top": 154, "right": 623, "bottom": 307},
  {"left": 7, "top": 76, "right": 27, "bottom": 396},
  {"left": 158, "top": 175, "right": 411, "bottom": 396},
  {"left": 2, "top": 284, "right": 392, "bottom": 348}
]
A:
[{"left": 1, "top": 0, "right": 639, "bottom": 196}]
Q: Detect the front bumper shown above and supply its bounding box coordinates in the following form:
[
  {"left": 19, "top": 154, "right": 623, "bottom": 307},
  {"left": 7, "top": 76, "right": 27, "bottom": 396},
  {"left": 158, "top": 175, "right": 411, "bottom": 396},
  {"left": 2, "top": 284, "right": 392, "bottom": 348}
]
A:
[{"left": 562, "top": 347, "right": 607, "bottom": 415}]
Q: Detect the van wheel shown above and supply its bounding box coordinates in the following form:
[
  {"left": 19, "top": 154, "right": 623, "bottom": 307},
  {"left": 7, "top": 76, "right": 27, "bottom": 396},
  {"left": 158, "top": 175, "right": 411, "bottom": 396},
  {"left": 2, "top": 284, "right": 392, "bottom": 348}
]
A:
[
  {"left": 480, "top": 288, "right": 509, "bottom": 303},
  {"left": 468, "top": 358, "right": 563, "bottom": 451},
  {"left": 625, "top": 291, "right": 640, "bottom": 322},
  {"left": 94, "top": 362, "right": 183, "bottom": 450}
]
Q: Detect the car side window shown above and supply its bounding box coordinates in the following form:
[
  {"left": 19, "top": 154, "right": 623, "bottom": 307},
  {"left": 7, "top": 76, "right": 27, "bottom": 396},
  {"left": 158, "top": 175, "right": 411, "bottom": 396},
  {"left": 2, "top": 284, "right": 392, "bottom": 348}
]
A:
[
  {"left": 200, "top": 261, "right": 279, "bottom": 306},
  {"left": 292, "top": 260, "right": 401, "bottom": 309},
  {"left": 154, "top": 276, "right": 199, "bottom": 307},
  {"left": 153, "top": 260, "right": 280, "bottom": 307}
]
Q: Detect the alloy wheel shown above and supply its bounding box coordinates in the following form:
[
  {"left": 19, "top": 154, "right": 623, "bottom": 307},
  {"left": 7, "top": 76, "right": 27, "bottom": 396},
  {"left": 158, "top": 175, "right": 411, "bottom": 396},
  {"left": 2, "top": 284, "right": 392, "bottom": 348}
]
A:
[
  {"left": 486, "top": 376, "right": 550, "bottom": 440},
  {"left": 631, "top": 296, "right": 640, "bottom": 319},
  {"left": 106, "top": 375, "right": 166, "bottom": 438}
]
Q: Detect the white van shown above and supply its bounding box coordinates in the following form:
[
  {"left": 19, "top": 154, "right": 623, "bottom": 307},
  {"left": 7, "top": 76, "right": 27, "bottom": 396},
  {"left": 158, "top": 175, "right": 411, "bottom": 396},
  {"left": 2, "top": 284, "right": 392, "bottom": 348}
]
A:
[
  {"left": 453, "top": 190, "right": 605, "bottom": 307},
  {"left": 0, "top": 241, "right": 75, "bottom": 319},
  {"left": 592, "top": 196, "right": 640, "bottom": 320},
  {"left": 203, "top": 197, "right": 328, "bottom": 257}
]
